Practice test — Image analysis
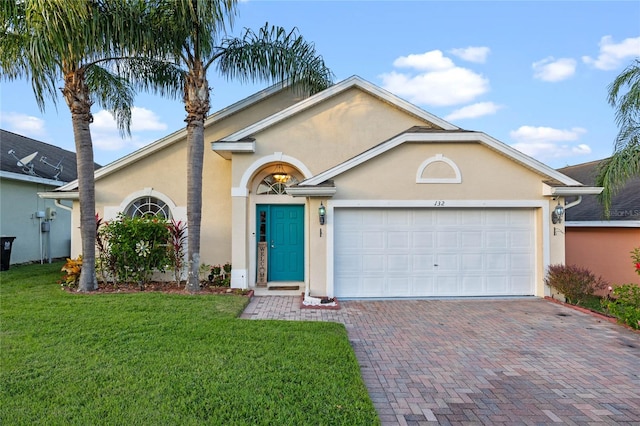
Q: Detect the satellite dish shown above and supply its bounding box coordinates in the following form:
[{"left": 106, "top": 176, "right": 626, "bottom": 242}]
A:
[{"left": 17, "top": 151, "right": 38, "bottom": 167}]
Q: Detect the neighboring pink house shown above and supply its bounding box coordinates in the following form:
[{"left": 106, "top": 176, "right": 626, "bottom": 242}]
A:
[{"left": 559, "top": 160, "right": 640, "bottom": 288}]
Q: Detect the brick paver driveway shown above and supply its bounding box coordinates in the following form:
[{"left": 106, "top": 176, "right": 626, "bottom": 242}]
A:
[{"left": 241, "top": 297, "right": 640, "bottom": 425}]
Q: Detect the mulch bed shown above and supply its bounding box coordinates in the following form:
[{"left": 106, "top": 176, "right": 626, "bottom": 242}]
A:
[{"left": 66, "top": 281, "right": 253, "bottom": 296}]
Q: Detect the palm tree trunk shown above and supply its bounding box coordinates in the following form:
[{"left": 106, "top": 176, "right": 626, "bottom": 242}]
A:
[
  {"left": 184, "top": 60, "right": 210, "bottom": 292},
  {"left": 63, "top": 69, "right": 97, "bottom": 292}
]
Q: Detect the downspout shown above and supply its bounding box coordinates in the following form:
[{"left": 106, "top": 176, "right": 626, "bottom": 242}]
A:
[
  {"left": 564, "top": 196, "right": 582, "bottom": 210},
  {"left": 305, "top": 196, "right": 311, "bottom": 299},
  {"left": 54, "top": 199, "right": 73, "bottom": 212}
]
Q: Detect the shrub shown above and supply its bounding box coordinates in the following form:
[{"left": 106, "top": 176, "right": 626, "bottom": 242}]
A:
[
  {"left": 98, "top": 214, "right": 171, "bottom": 287},
  {"left": 604, "top": 284, "right": 640, "bottom": 330},
  {"left": 60, "top": 256, "right": 82, "bottom": 289},
  {"left": 166, "top": 219, "right": 187, "bottom": 284},
  {"left": 544, "top": 264, "right": 608, "bottom": 305},
  {"left": 632, "top": 247, "right": 640, "bottom": 276}
]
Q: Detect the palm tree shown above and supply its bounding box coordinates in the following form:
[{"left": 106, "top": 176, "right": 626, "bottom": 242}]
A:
[
  {"left": 596, "top": 58, "right": 640, "bottom": 217},
  {"left": 146, "top": 1, "right": 334, "bottom": 292},
  {"left": 0, "top": 1, "right": 181, "bottom": 291}
]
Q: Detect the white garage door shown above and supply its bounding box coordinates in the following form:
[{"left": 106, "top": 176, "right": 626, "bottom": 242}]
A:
[{"left": 334, "top": 208, "right": 535, "bottom": 298}]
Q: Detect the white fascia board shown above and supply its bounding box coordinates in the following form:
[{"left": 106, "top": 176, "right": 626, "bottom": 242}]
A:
[
  {"left": 1, "top": 171, "right": 65, "bottom": 186},
  {"left": 38, "top": 191, "right": 79, "bottom": 200},
  {"left": 566, "top": 220, "right": 640, "bottom": 228},
  {"left": 545, "top": 186, "right": 604, "bottom": 196},
  {"left": 285, "top": 186, "right": 337, "bottom": 197},
  {"left": 301, "top": 131, "right": 586, "bottom": 187},
  {"left": 210, "top": 141, "right": 255, "bottom": 159},
  {"left": 219, "top": 76, "right": 459, "bottom": 143},
  {"left": 330, "top": 199, "right": 545, "bottom": 208}
]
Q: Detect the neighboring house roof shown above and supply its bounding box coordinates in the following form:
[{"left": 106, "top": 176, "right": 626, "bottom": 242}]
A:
[
  {"left": 1, "top": 129, "right": 98, "bottom": 184},
  {"left": 559, "top": 159, "right": 640, "bottom": 224}
]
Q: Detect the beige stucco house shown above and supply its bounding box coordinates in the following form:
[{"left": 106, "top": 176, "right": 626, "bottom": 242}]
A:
[{"left": 45, "top": 76, "right": 603, "bottom": 299}]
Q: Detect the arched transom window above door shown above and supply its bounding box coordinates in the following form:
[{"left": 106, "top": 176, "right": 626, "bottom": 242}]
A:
[{"left": 256, "top": 164, "right": 300, "bottom": 195}]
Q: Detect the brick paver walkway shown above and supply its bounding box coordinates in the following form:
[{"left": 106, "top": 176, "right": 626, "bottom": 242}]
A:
[{"left": 241, "top": 296, "right": 640, "bottom": 425}]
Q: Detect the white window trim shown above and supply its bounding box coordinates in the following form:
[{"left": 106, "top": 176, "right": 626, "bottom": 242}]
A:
[{"left": 416, "top": 154, "right": 462, "bottom": 184}]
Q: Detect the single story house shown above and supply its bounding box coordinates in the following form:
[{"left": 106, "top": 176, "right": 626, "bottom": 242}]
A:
[
  {"left": 0, "top": 129, "right": 83, "bottom": 266},
  {"left": 46, "top": 76, "right": 603, "bottom": 298},
  {"left": 559, "top": 160, "right": 640, "bottom": 286}
]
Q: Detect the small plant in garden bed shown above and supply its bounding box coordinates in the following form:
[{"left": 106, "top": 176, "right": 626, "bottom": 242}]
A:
[
  {"left": 60, "top": 256, "right": 82, "bottom": 289},
  {"left": 545, "top": 264, "right": 608, "bottom": 306},
  {"left": 603, "top": 284, "right": 640, "bottom": 330}
]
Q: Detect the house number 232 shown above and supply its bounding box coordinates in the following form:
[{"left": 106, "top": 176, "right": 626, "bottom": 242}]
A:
[{"left": 433, "top": 200, "right": 445, "bottom": 207}]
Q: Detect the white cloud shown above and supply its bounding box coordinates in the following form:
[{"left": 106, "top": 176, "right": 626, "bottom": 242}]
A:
[
  {"left": 89, "top": 107, "right": 167, "bottom": 161},
  {"left": 381, "top": 50, "right": 490, "bottom": 107},
  {"left": 445, "top": 102, "right": 503, "bottom": 121},
  {"left": 0, "top": 112, "right": 48, "bottom": 139},
  {"left": 392, "top": 50, "right": 455, "bottom": 71},
  {"left": 92, "top": 107, "right": 168, "bottom": 132},
  {"left": 532, "top": 57, "right": 576, "bottom": 82},
  {"left": 582, "top": 35, "right": 640, "bottom": 71},
  {"left": 509, "top": 125, "right": 591, "bottom": 160},
  {"left": 449, "top": 46, "right": 490, "bottom": 63}
]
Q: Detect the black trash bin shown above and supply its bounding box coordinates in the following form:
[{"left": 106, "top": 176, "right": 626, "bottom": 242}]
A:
[{"left": 1, "top": 236, "right": 16, "bottom": 271}]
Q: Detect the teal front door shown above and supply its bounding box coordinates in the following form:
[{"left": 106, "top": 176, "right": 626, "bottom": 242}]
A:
[{"left": 257, "top": 205, "right": 304, "bottom": 281}]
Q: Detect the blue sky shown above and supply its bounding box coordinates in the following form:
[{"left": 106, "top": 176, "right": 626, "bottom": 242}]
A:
[{"left": 1, "top": 1, "right": 639, "bottom": 169}]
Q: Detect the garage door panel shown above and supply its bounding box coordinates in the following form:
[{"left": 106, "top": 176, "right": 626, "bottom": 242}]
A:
[
  {"left": 388, "top": 255, "right": 409, "bottom": 271},
  {"left": 334, "top": 208, "right": 535, "bottom": 298},
  {"left": 413, "top": 254, "right": 435, "bottom": 271},
  {"left": 437, "top": 231, "right": 459, "bottom": 248},
  {"left": 487, "top": 276, "right": 509, "bottom": 293},
  {"left": 436, "top": 254, "right": 458, "bottom": 271},
  {"left": 413, "top": 231, "right": 435, "bottom": 248},
  {"left": 335, "top": 254, "right": 362, "bottom": 272},
  {"left": 461, "top": 231, "right": 483, "bottom": 248},
  {"left": 434, "top": 275, "right": 457, "bottom": 295},
  {"left": 462, "top": 254, "right": 483, "bottom": 270},
  {"left": 338, "top": 231, "right": 361, "bottom": 249},
  {"left": 363, "top": 254, "right": 385, "bottom": 272},
  {"left": 363, "top": 232, "right": 384, "bottom": 249},
  {"left": 362, "top": 277, "right": 384, "bottom": 296},
  {"left": 462, "top": 276, "right": 484, "bottom": 293},
  {"left": 388, "top": 210, "right": 411, "bottom": 225},
  {"left": 486, "top": 253, "right": 508, "bottom": 271},
  {"left": 511, "top": 231, "right": 533, "bottom": 248},
  {"left": 388, "top": 231, "right": 410, "bottom": 249},
  {"left": 388, "top": 277, "right": 410, "bottom": 295},
  {"left": 486, "top": 231, "right": 508, "bottom": 248}
]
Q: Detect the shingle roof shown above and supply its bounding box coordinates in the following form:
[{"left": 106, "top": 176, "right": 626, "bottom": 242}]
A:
[
  {"left": 558, "top": 159, "right": 640, "bottom": 221},
  {"left": 1, "top": 129, "right": 100, "bottom": 183}
]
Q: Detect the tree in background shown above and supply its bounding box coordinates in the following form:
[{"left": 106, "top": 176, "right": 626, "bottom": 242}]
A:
[
  {"left": 146, "top": 0, "right": 333, "bottom": 292},
  {"left": 0, "top": 1, "right": 181, "bottom": 291},
  {"left": 596, "top": 58, "right": 640, "bottom": 217}
]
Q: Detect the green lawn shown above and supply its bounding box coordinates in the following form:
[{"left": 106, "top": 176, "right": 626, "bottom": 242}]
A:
[{"left": 1, "top": 262, "right": 379, "bottom": 425}]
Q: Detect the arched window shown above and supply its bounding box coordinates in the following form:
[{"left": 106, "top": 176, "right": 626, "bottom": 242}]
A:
[
  {"left": 256, "top": 174, "right": 299, "bottom": 195},
  {"left": 125, "top": 196, "right": 171, "bottom": 219}
]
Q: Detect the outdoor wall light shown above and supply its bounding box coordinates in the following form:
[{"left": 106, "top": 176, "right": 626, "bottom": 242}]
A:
[
  {"left": 319, "top": 202, "right": 326, "bottom": 225},
  {"left": 551, "top": 201, "right": 565, "bottom": 224}
]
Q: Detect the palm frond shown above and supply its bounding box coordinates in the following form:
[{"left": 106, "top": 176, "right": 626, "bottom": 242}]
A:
[
  {"left": 84, "top": 64, "right": 135, "bottom": 137},
  {"left": 595, "top": 142, "right": 640, "bottom": 218},
  {"left": 607, "top": 58, "right": 640, "bottom": 127},
  {"left": 216, "top": 23, "right": 334, "bottom": 96}
]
